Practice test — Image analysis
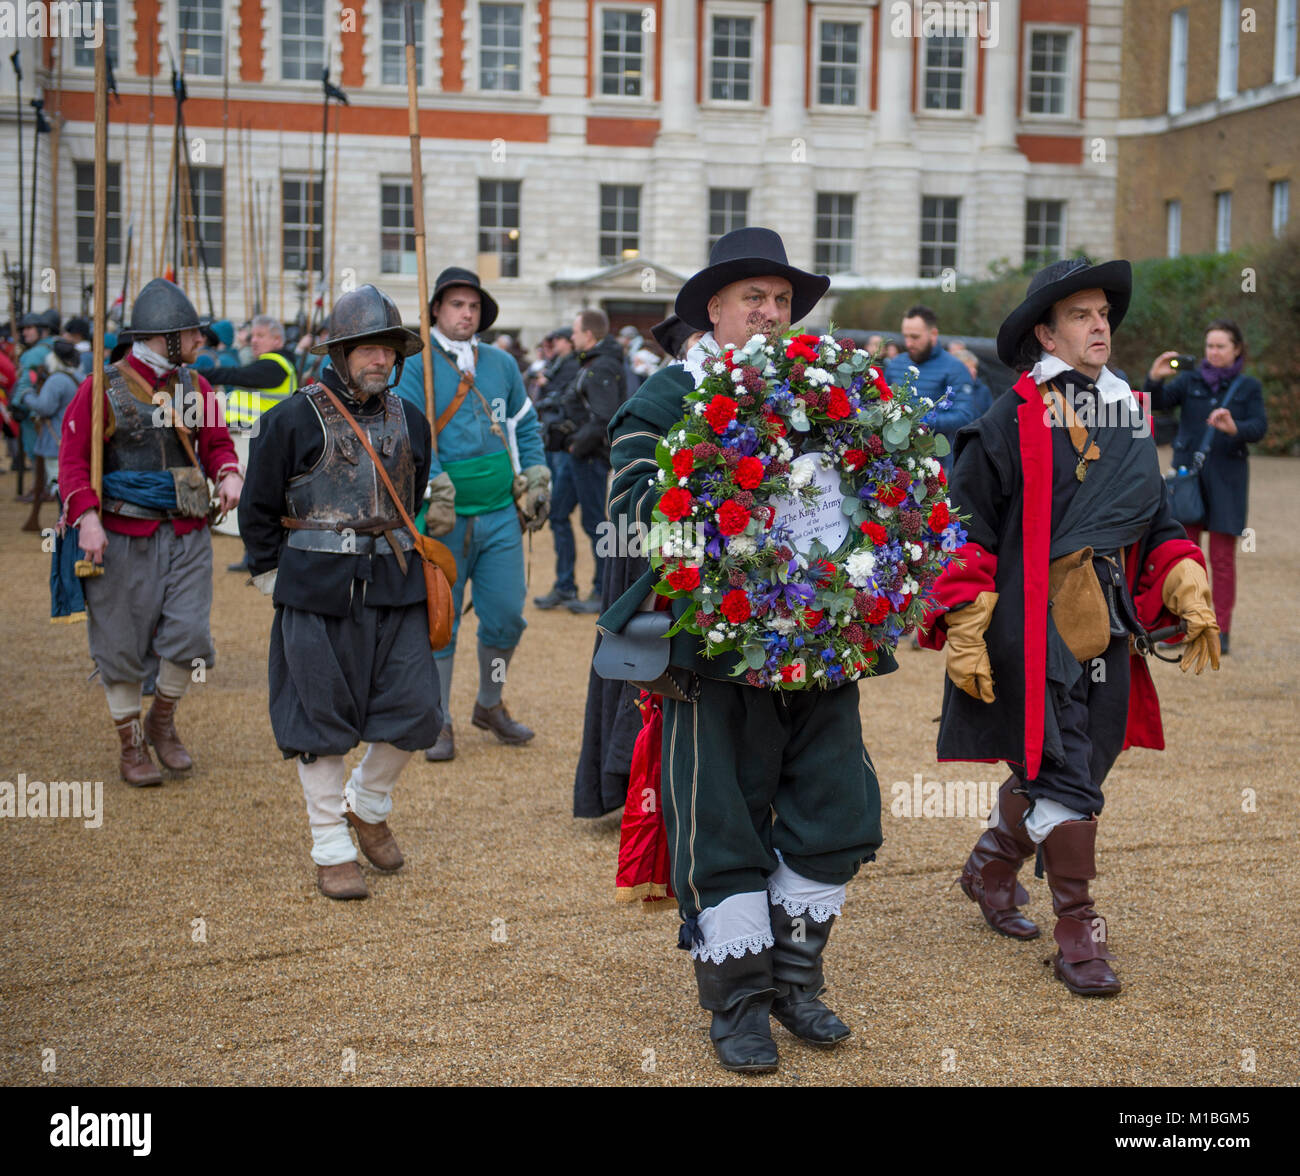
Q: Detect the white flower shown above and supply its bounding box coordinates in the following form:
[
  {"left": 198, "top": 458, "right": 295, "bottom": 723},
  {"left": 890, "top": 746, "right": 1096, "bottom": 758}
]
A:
[
  {"left": 732, "top": 369, "right": 745, "bottom": 384},
  {"left": 729, "top": 533, "right": 757, "bottom": 557},
  {"left": 789, "top": 462, "right": 814, "bottom": 490},
  {"left": 657, "top": 469, "right": 666, "bottom": 482},
  {"left": 805, "top": 367, "right": 832, "bottom": 386},
  {"left": 813, "top": 668, "right": 826, "bottom": 679},
  {"left": 845, "top": 549, "right": 877, "bottom": 587},
  {"left": 908, "top": 543, "right": 923, "bottom": 562},
  {"left": 903, "top": 577, "right": 920, "bottom": 595},
  {"left": 694, "top": 403, "right": 705, "bottom": 415},
  {"left": 678, "top": 477, "right": 689, "bottom": 487},
  {"left": 707, "top": 631, "right": 726, "bottom": 643}
]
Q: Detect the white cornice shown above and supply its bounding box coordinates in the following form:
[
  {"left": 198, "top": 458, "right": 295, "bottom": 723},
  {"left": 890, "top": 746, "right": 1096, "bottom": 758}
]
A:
[{"left": 1117, "top": 77, "right": 1300, "bottom": 137}]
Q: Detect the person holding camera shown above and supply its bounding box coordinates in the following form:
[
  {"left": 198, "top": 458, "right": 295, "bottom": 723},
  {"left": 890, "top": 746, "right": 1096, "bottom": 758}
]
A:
[{"left": 1145, "top": 320, "right": 1267, "bottom": 654}]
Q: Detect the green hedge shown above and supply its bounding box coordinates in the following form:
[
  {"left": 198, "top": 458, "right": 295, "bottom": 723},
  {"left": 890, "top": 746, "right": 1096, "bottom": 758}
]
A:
[{"left": 832, "top": 235, "right": 1300, "bottom": 454}]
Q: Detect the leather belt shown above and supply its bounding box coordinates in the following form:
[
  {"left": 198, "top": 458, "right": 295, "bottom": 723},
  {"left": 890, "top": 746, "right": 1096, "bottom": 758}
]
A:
[
  {"left": 284, "top": 526, "right": 415, "bottom": 556},
  {"left": 104, "top": 498, "right": 180, "bottom": 521}
]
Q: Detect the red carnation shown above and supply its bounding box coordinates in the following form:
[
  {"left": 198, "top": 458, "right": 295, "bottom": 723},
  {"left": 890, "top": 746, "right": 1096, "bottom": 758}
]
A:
[
  {"left": 672, "top": 450, "right": 694, "bottom": 478},
  {"left": 802, "top": 608, "right": 826, "bottom": 629},
  {"left": 861, "top": 521, "right": 888, "bottom": 545},
  {"left": 843, "top": 448, "right": 867, "bottom": 471},
  {"left": 716, "top": 499, "right": 752, "bottom": 536},
  {"left": 734, "top": 456, "right": 764, "bottom": 490},
  {"left": 720, "top": 589, "right": 752, "bottom": 624},
  {"left": 658, "top": 487, "right": 693, "bottom": 521},
  {"left": 666, "top": 563, "right": 701, "bottom": 592},
  {"left": 873, "top": 371, "right": 893, "bottom": 399},
  {"left": 762, "top": 409, "right": 787, "bottom": 438},
  {"left": 810, "top": 557, "right": 835, "bottom": 585},
  {"left": 928, "top": 502, "right": 950, "bottom": 531},
  {"left": 826, "top": 387, "right": 852, "bottom": 420},
  {"left": 780, "top": 663, "right": 804, "bottom": 683},
  {"left": 756, "top": 505, "right": 777, "bottom": 529},
  {"left": 877, "top": 484, "right": 906, "bottom": 507},
  {"left": 864, "top": 596, "right": 891, "bottom": 625},
  {"left": 703, "top": 394, "right": 739, "bottom": 433}
]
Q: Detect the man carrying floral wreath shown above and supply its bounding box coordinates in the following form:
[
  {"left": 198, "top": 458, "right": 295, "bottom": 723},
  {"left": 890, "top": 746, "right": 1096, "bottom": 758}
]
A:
[{"left": 600, "top": 228, "right": 960, "bottom": 1073}]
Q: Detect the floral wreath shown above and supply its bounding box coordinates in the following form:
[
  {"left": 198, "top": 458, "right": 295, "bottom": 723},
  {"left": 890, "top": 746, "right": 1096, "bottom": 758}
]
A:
[{"left": 648, "top": 328, "right": 968, "bottom": 689}]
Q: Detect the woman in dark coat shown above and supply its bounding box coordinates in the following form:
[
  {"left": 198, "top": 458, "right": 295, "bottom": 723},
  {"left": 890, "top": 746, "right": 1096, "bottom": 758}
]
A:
[{"left": 1145, "top": 319, "right": 1267, "bottom": 652}]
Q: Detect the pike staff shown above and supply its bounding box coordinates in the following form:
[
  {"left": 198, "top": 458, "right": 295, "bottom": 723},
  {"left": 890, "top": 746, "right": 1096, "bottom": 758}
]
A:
[
  {"left": 11, "top": 50, "right": 25, "bottom": 321},
  {"left": 404, "top": 4, "right": 435, "bottom": 434}
]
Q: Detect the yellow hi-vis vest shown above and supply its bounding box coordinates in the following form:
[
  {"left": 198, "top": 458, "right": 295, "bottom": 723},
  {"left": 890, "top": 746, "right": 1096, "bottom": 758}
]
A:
[{"left": 226, "top": 352, "right": 298, "bottom": 428}]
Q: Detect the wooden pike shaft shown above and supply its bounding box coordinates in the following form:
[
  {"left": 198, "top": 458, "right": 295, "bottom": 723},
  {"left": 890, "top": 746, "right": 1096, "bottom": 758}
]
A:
[
  {"left": 405, "top": 5, "right": 435, "bottom": 452},
  {"left": 328, "top": 113, "right": 340, "bottom": 316},
  {"left": 90, "top": 34, "right": 108, "bottom": 518}
]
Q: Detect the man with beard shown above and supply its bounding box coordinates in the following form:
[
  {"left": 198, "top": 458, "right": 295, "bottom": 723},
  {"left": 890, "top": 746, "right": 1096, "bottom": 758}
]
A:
[
  {"left": 599, "top": 228, "right": 890, "bottom": 1073},
  {"left": 920, "top": 258, "right": 1220, "bottom": 995},
  {"left": 883, "top": 305, "right": 975, "bottom": 470},
  {"left": 238, "top": 286, "right": 440, "bottom": 900},
  {"left": 59, "top": 279, "right": 243, "bottom": 787},
  {"left": 393, "top": 267, "right": 549, "bottom": 763}
]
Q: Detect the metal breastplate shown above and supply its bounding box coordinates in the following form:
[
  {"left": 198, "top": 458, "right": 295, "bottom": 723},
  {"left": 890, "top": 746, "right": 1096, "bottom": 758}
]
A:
[
  {"left": 283, "top": 385, "right": 415, "bottom": 538},
  {"left": 103, "top": 366, "right": 191, "bottom": 475}
]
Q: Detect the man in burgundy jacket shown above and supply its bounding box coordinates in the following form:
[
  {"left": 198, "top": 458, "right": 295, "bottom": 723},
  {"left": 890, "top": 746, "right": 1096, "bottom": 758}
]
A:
[
  {"left": 920, "top": 259, "right": 1219, "bottom": 997},
  {"left": 59, "top": 279, "right": 242, "bottom": 786}
]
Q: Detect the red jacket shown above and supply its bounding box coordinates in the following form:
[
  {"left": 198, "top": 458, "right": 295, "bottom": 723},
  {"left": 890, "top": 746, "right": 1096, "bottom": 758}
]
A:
[{"left": 59, "top": 355, "right": 240, "bottom": 535}]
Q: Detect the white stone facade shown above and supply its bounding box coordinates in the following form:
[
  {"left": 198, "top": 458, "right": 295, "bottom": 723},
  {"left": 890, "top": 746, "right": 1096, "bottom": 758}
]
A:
[{"left": 1, "top": 0, "right": 1119, "bottom": 341}]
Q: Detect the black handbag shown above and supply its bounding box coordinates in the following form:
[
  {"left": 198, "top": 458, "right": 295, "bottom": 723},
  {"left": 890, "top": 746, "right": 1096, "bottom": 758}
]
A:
[
  {"left": 1165, "top": 374, "right": 1245, "bottom": 527},
  {"left": 593, "top": 611, "right": 700, "bottom": 703}
]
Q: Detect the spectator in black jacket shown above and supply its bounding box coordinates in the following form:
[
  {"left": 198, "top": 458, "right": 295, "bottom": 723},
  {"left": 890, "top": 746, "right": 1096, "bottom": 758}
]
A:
[{"left": 564, "top": 308, "right": 626, "bottom": 613}]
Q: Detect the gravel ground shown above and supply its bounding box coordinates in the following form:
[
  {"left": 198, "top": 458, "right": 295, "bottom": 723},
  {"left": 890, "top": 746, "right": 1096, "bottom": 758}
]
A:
[{"left": 1, "top": 455, "right": 1296, "bottom": 1088}]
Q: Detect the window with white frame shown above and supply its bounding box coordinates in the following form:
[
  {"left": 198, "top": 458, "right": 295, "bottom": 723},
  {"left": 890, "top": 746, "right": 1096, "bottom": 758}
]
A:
[
  {"left": 1166, "top": 199, "right": 1182, "bottom": 258},
  {"left": 922, "top": 36, "right": 966, "bottom": 111},
  {"left": 381, "top": 1, "right": 424, "bottom": 86},
  {"left": 1272, "top": 181, "right": 1291, "bottom": 238},
  {"left": 178, "top": 0, "right": 224, "bottom": 77},
  {"left": 817, "top": 21, "right": 862, "bottom": 107},
  {"left": 1024, "top": 200, "right": 1065, "bottom": 266},
  {"left": 480, "top": 180, "right": 521, "bottom": 278},
  {"left": 708, "top": 189, "right": 749, "bottom": 252},
  {"left": 1277, "top": 0, "right": 1298, "bottom": 83},
  {"left": 187, "top": 166, "right": 224, "bottom": 268},
  {"left": 814, "top": 194, "right": 855, "bottom": 274},
  {"left": 282, "top": 0, "right": 326, "bottom": 82},
  {"left": 920, "top": 196, "right": 960, "bottom": 277},
  {"left": 74, "top": 0, "right": 118, "bottom": 69},
  {"left": 380, "top": 181, "right": 417, "bottom": 273},
  {"left": 1218, "top": 0, "right": 1239, "bottom": 99},
  {"left": 480, "top": 3, "right": 524, "bottom": 92},
  {"left": 1169, "top": 9, "right": 1188, "bottom": 115},
  {"left": 599, "top": 185, "right": 640, "bottom": 265},
  {"left": 710, "top": 15, "right": 755, "bottom": 101},
  {"left": 1215, "top": 191, "right": 1232, "bottom": 253},
  {"left": 1024, "top": 29, "right": 1075, "bottom": 117},
  {"left": 75, "top": 162, "right": 121, "bottom": 265},
  {"left": 283, "top": 175, "right": 324, "bottom": 273},
  {"left": 599, "top": 7, "right": 646, "bottom": 98}
]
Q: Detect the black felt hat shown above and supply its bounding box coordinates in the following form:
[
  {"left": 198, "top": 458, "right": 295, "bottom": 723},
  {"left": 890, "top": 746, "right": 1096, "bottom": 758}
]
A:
[
  {"left": 996, "top": 257, "right": 1132, "bottom": 368},
  {"left": 650, "top": 313, "right": 695, "bottom": 358},
  {"left": 674, "top": 228, "right": 829, "bottom": 332},
  {"left": 429, "top": 266, "right": 499, "bottom": 332}
]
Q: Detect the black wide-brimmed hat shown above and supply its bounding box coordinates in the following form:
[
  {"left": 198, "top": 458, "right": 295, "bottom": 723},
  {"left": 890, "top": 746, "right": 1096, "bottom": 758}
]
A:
[
  {"left": 996, "top": 257, "right": 1132, "bottom": 368},
  {"left": 429, "top": 266, "right": 499, "bottom": 332},
  {"left": 675, "top": 227, "right": 829, "bottom": 332},
  {"left": 650, "top": 313, "right": 696, "bottom": 358}
]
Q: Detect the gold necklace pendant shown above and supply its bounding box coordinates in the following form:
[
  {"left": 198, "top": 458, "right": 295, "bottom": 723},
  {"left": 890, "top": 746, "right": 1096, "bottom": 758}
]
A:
[{"left": 1075, "top": 457, "right": 1088, "bottom": 482}]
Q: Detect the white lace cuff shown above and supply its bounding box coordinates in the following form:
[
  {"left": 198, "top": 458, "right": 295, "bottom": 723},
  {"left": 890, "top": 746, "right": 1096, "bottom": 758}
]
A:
[
  {"left": 767, "top": 858, "right": 845, "bottom": 924},
  {"left": 689, "top": 891, "right": 774, "bottom": 964}
]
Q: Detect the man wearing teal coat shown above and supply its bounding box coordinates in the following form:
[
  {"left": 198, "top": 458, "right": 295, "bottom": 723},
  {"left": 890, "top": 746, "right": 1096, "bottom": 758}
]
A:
[
  {"left": 394, "top": 268, "right": 550, "bottom": 761},
  {"left": 600, "top": 229, "right": 890, "bottom": 1074}
]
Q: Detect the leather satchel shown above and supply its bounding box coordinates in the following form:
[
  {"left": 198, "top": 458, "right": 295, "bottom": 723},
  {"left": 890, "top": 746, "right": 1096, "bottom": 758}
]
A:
[
  {"left": 1047, "top": 546, "right": 1110, "bottom": 662},
  {"left": 1165, "top": 372, "right": 1247, "bottom": 527},
  {"left": 594, "top": 611, "right": 700, "bottom": 703},
  {"left": 318, "top": 385, "right": 457, "bottom": 651}
]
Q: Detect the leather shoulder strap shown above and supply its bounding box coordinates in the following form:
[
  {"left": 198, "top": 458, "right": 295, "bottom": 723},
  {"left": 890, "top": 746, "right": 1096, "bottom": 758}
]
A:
[
  {"left": 318, "top": 384, "right": 419, "bottom": 536},
  {"left": 434, "top": 368, "right": 473, "bottom": 434}
]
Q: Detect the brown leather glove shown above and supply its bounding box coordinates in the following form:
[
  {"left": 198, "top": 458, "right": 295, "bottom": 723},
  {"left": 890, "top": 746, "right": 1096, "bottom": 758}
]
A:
[
  {"left": 943, "top": 591, "right": 998, "bottom": 703},
  {"left": 1161, "top": 558, "right": 1220, "bottom": 674},
  {"left": 515, "top": 464, "right": 552, "bottom": 533},
  {"left": 423, "top": 472, "right": 457, "bottom": 538}
]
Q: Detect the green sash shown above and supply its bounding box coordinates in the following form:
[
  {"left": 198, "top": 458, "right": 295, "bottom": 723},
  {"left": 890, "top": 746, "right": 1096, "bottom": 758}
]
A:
[{"left": 443, "top": 449, "right": 515, "bottom": 516}]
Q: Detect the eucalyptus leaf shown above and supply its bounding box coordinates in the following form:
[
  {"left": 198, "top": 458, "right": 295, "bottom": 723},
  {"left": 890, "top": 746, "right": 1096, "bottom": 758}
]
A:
[
  {"left": 789, "top": 406, "right": 810, "bottom": 432},
  {"left": 743, "top": 643, "right": 766, "bottom": 669},
  {"left": 932, "top": 432, "right": 951, "bottom": 457},
  {"left": 883, "top": 419, "right": 911, "bottom": 448}
]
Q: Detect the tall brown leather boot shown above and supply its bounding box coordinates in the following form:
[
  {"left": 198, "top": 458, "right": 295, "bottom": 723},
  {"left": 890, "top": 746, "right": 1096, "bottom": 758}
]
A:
[
  {"left": 143, "top": 692, "right": 193, "bottom": 771},
  {"left": 959, "top": 776, "right": 1040, "bottom": 938},
  {"left": 1041, "top": 817, "right": 1121, "bottom": 996},
  {"left": 20, "top": 456, "right": 45, "bottom": 532},
  {"left": 115, "top": 715, "right": 163, "bottom": 787}
]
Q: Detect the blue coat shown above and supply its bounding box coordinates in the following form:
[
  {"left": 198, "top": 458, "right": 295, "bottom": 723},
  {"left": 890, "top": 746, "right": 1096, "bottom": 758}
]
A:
[
  {"left": 884, "top": 349, "right": 976, "bottom": 463},
  {"left": 1145, "top": 368, "right": 1266, "bottom": 535}
]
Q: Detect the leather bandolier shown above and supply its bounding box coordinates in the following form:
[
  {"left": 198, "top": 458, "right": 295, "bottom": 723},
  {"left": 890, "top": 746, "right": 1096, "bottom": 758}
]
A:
[
  {"left": 102, "top": 364, "right": 194, "bottom": 520},
  {"left": 282, "top": 384, "right": 416, "bottom": 558}
]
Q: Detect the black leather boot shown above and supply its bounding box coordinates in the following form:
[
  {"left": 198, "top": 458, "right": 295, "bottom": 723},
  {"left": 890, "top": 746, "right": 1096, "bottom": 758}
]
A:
[
  {"left": 769, "top": 902, "right": 851, "bottom": 1045},
  {"left": 691, "top": 950, "right": 779, "bottom": 1073}
]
